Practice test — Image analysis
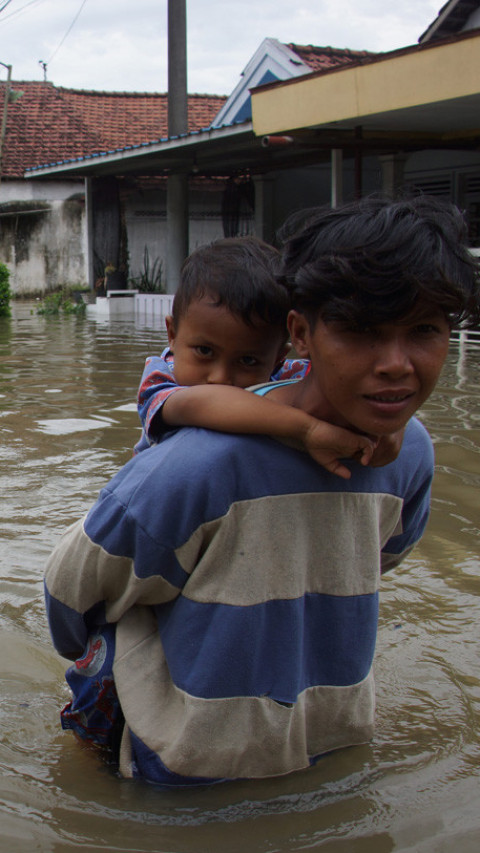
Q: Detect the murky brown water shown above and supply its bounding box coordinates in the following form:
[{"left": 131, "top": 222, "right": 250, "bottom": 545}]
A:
[{"left": 0, "top": 303, "right": 479, "bottom": 852}]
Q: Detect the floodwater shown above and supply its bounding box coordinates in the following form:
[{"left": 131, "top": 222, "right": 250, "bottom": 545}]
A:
[{"left": 0, "top": 302, "right": 479, "bottom": 853}]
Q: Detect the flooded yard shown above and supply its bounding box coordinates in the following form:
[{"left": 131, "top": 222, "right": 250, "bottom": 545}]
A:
[{"left": 0, "top": 302, "right": 479, "bottom": 852}]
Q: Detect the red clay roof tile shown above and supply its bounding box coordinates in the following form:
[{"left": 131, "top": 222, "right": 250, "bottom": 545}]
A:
[
  {"left": 0, "top": 82, "right": 226, "bottom": 177},
  {"left": 287, "top": 43, "right": 377, "bottom": 72},
  {"left": 1, "top": 44, "right": 377, "bottom": 178}
]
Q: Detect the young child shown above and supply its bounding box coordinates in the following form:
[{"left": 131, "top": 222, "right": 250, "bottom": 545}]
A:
[
  {"left": 135, "top": 236, "right": 395, "bottom": 479},
  {"left": 44, "top": 196, "right": 480, "bottom": 786}
]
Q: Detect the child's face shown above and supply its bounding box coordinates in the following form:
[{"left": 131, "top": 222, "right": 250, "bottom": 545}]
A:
[
  {"left": 288, "top": 303, "right": 450, "bottom": 437},
  {"left": 166, "top": 297, "right": 289, "bottom": 388}
]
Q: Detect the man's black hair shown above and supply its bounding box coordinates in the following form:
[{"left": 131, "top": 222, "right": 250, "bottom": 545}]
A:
[
  {"left": 279, "top": 195, "right": 480, "bottom": 330},
  {"left": 172, "top": 236, "right": 289, "bottom": 332}
]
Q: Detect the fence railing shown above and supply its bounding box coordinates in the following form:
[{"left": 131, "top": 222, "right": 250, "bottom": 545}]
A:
[{"left": 135, "top": 293, "right": 174, "bottom": 324}]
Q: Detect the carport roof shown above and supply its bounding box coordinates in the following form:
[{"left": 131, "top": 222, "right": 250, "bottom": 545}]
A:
[{"left": 251, "top": 28, "right": 480, "bottom": 146}]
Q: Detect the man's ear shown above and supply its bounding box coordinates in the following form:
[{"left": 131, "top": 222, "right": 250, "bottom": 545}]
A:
[
  {"left": 287, "top": 310, "right": 310, "bottom": 358},
  {"left": 275, "top": 340, "right": 292, "bottom": 364},
  {"left": 165, "top": 315, "right": 176, "bottom": 350}
]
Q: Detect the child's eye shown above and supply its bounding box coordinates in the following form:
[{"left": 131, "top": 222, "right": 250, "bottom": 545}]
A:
[
  {"left": 239, "top": 355, "right": 260, "bottom": 367},
  {"left": 193, "top": 345, "right": 213, "bottom": 358}
]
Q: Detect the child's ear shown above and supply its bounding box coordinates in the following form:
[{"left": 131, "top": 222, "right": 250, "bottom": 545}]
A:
[
  {"left": 165, "top": 315, "right": 176, "bottom": 349},
  {"left": 287, "top": 311, "right": 310, "bottom": 358}
]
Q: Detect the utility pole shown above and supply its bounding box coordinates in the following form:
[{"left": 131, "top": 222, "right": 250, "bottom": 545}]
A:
[
  {"left": 0, "top": 62, "right": 12, "bottom": 187},
  {"left": 168, "top": 0, "right": 187, "bottom": 137},
  {"left": 166, "top": 0, "right": 189, "bottom": 293}
]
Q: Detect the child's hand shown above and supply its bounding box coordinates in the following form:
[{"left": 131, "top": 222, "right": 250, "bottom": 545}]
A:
[
  {"left": 368, "top": 428, "right": 405, "bottom": 467},
  {"left": 303, "top": 420, "right": 378, "bottom": 480}
]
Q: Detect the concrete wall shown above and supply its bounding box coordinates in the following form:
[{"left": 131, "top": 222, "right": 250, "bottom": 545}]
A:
[
  {"left": 0, "top": 178, "right": 227, "bottom": 296},
  {"left": 5, "top": 146, "right": 480, "bottom": 298},
  {"left": 0, "top": 180, "right": 87, "bottom": 296},
  {"left": 124, "top": 183, "right": 226, "bottom": 287}
]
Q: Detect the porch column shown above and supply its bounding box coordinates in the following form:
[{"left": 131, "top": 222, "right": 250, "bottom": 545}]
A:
[
  {"left": 166, "top": 175, "right": 189, "bottom": 293},
  {"left": 84, "top": 177, "right": 95, "bottom": 290},
  {"left": 331, "top": 149, "right": 343, "bottom": 208},
  {"left": 253, "top": 175, "right": 275, "bottom": 243},
  {"left": 380, "top": 153, "right": 408, "bottom": 198}
]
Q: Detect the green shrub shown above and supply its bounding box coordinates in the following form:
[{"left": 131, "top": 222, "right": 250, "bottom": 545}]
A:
[
  {"left": 130, "top": 246, "right": 164, "bottom": 293},
  {"left": 36, "top": 289, "right": 86, "bottom": 316},
  {"left": 0, "top": 263, "right": 12, "bottom": 318}
]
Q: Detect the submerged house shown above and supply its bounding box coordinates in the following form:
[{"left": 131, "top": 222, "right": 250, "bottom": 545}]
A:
[
  {"left": 1, "top": 41, "right": 373, "bottom": 295},
  {"left": 6, "top": 0, "right": 480, "bottom": 293},
  {"left": 0, "top": 84, "right": 226, "bottom": 295}
]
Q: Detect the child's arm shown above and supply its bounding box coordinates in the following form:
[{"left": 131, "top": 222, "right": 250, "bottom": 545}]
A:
[
  {"left": 137, "top": 354, "right": 181, "bottom": 448},
  {"left": 161, "top": 384, "right": 377, "bottom": 480}
]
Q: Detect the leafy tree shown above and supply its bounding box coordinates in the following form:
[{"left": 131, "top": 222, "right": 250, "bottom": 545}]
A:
[{"left": 0, "top": 264, "right": 11, "bottom": 318}]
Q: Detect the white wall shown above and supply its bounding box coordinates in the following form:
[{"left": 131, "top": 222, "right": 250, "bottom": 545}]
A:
[
  {"left": 124, "top": 184, "right": 225, "bottom": 287},
  {"left": 0, "top": 179, "right": 85, "bottom": 203},
  {"left": 0, "top": 181, "right": 87, "bottom": 295}
]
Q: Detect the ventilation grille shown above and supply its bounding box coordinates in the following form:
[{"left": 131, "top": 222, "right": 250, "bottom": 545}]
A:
[{"left": 406, "top": 176, "right": 453, "bottom": 198}]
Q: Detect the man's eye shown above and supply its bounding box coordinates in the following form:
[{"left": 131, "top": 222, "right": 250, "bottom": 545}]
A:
[
  {"left": 413, "top": 324, "right": 439, "bottom": 335},
  {"left": 350, "top": 324, "right": 378, "bottom": 336},
  {"left": 239, "top": 355, "right": 259, "bottom": 367},
  {"left": 194, "top": 346, "right": 213, "bottom": 357}
]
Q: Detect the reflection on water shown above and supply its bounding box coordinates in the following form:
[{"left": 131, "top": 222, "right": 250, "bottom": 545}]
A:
[{"left": 0, "top": 304, "right": 479, "bottom": 852}]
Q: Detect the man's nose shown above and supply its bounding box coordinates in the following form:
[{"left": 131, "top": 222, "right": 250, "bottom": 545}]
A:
[{"left": 375, "top": 337, "right": 414, "bottom": 376}]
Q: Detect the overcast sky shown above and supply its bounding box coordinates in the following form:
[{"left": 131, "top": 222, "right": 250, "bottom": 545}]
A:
[{"left": 0, "top": 0, "right": 441, "bottom": 95}]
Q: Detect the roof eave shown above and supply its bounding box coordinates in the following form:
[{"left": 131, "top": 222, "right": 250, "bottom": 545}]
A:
[{"left": 25, "top": 121, "right": 254, "bottom": 178}]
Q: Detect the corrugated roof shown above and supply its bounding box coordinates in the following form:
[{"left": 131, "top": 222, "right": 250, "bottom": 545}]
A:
[
  {"left": 2, "top": 44, "right": 378, "bottom": 179},
  {"left": 0, "top": 82, "right": 227, "bottom": 178}
]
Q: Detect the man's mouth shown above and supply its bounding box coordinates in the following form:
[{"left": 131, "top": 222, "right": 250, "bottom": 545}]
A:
[{"left": 366, "top": 392, "right": 413, "bottom": 403}]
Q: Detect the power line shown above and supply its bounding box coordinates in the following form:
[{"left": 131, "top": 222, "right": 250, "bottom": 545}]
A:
[
  {"left": 0, "top": 1, "right": 14, "bottom": 14},
  {"left": 47, "top": 0, "right": 89, "bottom": 65},
  {"left": 0, "top": 0, "right": 47, "bottom": 25}
]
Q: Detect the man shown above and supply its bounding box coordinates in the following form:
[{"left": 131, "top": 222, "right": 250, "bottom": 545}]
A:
[{"left": 44, "top": 196, "right": 480, "bottom": 786}]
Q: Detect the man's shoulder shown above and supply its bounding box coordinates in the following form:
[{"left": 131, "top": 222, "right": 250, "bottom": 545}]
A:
[
  {"left": 93, "top": 428, "right": 274, "bottom": 552},
  {"left": 367, "top": 416, "right": 434, "bottom": 496},
  {"left": 125, "top": 427, "right": 266, "bottom": 484},
  {"left": 403, "top": 416, "right": 434, "bottom": 459}
]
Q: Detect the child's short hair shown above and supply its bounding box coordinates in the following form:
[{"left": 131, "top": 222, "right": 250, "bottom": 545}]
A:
[
  {"left": 279, "top": 196, "right": 480, "bottom": 330},
  {"left": 172, "top": 236, "right": 289, "bottom": 332}
]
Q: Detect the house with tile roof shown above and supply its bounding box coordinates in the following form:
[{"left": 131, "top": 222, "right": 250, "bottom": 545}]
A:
[
  {"left": 0, "top": 82, "right": 226, "bottom": 294},
  {"left": 211, "top": 38, "right": 375, "bottom": 128},
  {"left": 0, "top": 39, "right": 377, "bottom": 295},
  {"left": 8, "top": 7, "right": 480, "bottom": 295},
  {"left": 250, "top": 12, "right": 480, "bottom": 246},
  {"left": 1, "top": 84, "right": 226, "bottom": 178}
]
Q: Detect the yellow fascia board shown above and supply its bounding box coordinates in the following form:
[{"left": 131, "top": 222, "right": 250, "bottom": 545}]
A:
[{"left": 252, "top": 35, "right": 480, "bottom": 135}]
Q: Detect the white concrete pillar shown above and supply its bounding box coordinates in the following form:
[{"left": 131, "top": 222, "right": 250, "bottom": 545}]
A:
[
  {"left": 380, "top": 153, "right": 408, "bottom": 198},
  {"left": 166, "top": 173, "right": 189, "bottom": 293},
  {"left": 253, "top": 175, "right": 275, "bottom": 243},
  {"left": 84, "top": 177, "right": 95, "bottom": 290},
  {"left": 331, "top": 149, "right": 343, "bottom": 208}
]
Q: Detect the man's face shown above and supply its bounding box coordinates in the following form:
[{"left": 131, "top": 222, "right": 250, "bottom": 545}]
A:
[
  {"left": 288, "top": 304, "right": 451, "bottom": 437},
  {"left": 166, "top": 296, "right": 289, "bottom": 388}
]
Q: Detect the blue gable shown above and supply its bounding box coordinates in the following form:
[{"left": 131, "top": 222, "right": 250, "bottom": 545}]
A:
[{"left": 229, "top": 69, "right": 279, "bottom": 123}]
